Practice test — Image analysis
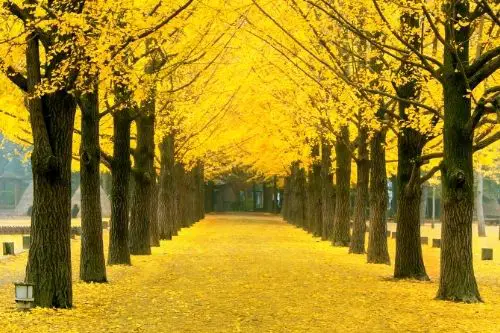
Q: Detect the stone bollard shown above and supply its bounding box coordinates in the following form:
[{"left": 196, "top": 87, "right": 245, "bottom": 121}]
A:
[
  {"left": 3, "top": 242, "right": 15, "bottom": 255},
  {"left": 481, "top": 248, "right": 493, "bottom": 260},
  {"left": 102, "top": 221, "right": 109, "bottom": 230},
  {"left": 22, "top": 236, "right": 31, "bottom": 250},
  {"left": 391, "top": 232, "right": 397, "bottom": 239},
  {"left": 432, "top": 239, "right": 441, "bottom": 248},
  {"left": 420, "top": 237, "right": 428, "bottom": 245}
]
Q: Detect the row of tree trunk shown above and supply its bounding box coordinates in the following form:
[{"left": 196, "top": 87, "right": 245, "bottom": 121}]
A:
[
  {"left": 28, "top": 85, "right": 205, "bottom": 307},
  {"left": 282, "top": 134, "right": 390, "bottom": 266}
]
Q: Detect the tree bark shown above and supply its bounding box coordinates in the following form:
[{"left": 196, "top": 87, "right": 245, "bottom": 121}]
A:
[
  {"left": 321, "top": 143, "right": 335, "bottom": 241},
  {"left": 108, "top": 110, "right": 132, "bottom": 265},
  {"left": 197, "top": 163, "right": 205, "bottom": 220},
  {"left": 175, "top": 163, "right": 187, "bottom": 232},
  {"left": 394, "top": 127, "right": 428, "bottom": 280},
  {"left": 391, "top": 8, "right": 429, "bottom": 280},
  {"left": 311, "top": 160, "right": 322, "bottom": 237},
  {"left": 306, "top": 145, "right": 322, "bottom": 236},
  {"left": 367, "top": 127, "right": 390, "bottom": 265},
  {"left": 436, "top": 1, "right": 481, "bottom": 303},
  {"left": 295, "top": 166, "right": 307, "bottom": 229},
  {"left": 158, "top": 134, "right": 176, "bottom": 240},
  {"left": 332, "top": 126, "right": 352, "bottom": 246},
  {"left": 129, "top": 112, "right": 154, "bottom": 255},
  {"left": 26, "top": 91, "right": 76, "bottom": 308},
  {"left": 282, "top": 176, "right": 291, "bottom": 221},
  {"left": 24, "top": 33, "right": 76, "bottom": 308},
  {"left": 78, "top": 87, "right": 107, "bottom": 282},
  {"left": 150, "top": 181, "right": 160, "bottom": 247},
  {"left": 350, "top": 126, "right": 369, "bottom": 254}
]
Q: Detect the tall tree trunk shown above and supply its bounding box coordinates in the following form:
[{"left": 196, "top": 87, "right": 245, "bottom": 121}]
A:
[
  {"left": 26, "top": 92, "right": 76, "bottom": 308},
  {"left": 311, "top": 161, "right": 322, "bottom": 237},
  {"left": 350, "top": 126, "right": 369, "bottom": 254},
  {"left": 393, "top": 9, "right": 429, "bottom": 280},
  {"left": 78, "top": 87, "right": 106, "bottom": 282},
  {"left": 475, "top": 171, "right": 486, "bottom": 237},
  {"left": 367, "top": 127, "right": 390, "bottom": 264},
  {"left": 288, "top": 163, "right": 300, "bottom": 225},
  {"left": 108, "top": 110, "right": 132, "bottom": 265},
  {"left": 321, "top": 143, "right": 335, "bottom": 241},
  {"left": 129, "top": 112, "right": 154, "bottom": 255},
  {"left": 295, "top": 166, "right": 307, "bottom": 229},
  {"left": 197, "top": 163, "right": 205, "bottom": 220},
  {"left": 437, "top": 0, "right": 481, "bottom": 302},
  {"left": 332, "top": 126, "right": 351, "bottom": 246},
  {"left": 150, "top": 181, "right": 160, "bottom": 247},
  {"left": 438, "top": 72, "right": 479, "bottom": 301},
  {"left": 24, "top": 33, "right": 76, "bottom": 307},
  {"left": 158, "top": 134, "right": 176, "bottom": 240},
  {"left": 307, "top": 145, "right": 321, "bottom": 235},
  {"left": 175, "top": 163, "right": 187, "bottom": 232},
  {"left": 282, "top": 176, "right": 290, "bottom": 221},
  {"left": 394, "top": 128, "right": 428, "bottom": 280},
  {"left": 437, "top": 2, "right": 480, "bottom": 301}
]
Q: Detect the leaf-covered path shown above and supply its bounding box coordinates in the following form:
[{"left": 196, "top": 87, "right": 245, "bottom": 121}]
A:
[{"left": 0, "top": 214, "right": 499, "bottom": 332}]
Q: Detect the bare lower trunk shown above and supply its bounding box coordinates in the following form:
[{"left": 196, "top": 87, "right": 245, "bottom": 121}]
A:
[
  {"left": 321, "top": 143, "right": 335, "bottom": 240},
  {"left": 367, "top": 128, "right": 390, "bottom": 265},
  {"left": 129, "top": 113, "right": 154, "bottom": 255},
  {"left": 108, "top": 111, "right": 132, "bottom": 265},
  {"left": 332, "top": 127, "right": 351, "bottom": 247},
  {"left": 197, "top": 164, "right": 205, "bottom": 220},
  {"left": 79, "top": 88, "right": 106, "bottom": 282},
  {"left": 26, "top": 91, "right": 76, "bottom": 308},
  {"left": 394, "top": 127, "right": 428, "bottom": 280},
  {"left": 306, "top": 145, "right": 321, "bottom": 235},
  {"left": 311, "top": 161, "right": 322, "bottom": 237},
  {"left": 350, "top": 127, "right": 369, "bottom": 254},
  {"left": 150, "top": 182, "right": 160, "bottom": 247},
  {"left": 437, "top": 9, "right": 480, "bottom": 299},
  {"left": 295, "top": 166, "right": 307, "bottom": 229},
  {"left": 282, "top": 176, "right": 291, "bottom": 221},
  {"left": 158, "top": 134, "right": 176, "bottom": 240},
  {"left": 175, "top": 163, "right": 187, "bottom": 232}
]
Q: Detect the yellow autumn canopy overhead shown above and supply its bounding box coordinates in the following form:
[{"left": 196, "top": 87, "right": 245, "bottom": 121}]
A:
[{"left": 0, "top": 0, "right": 497, "bottom": 181}]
